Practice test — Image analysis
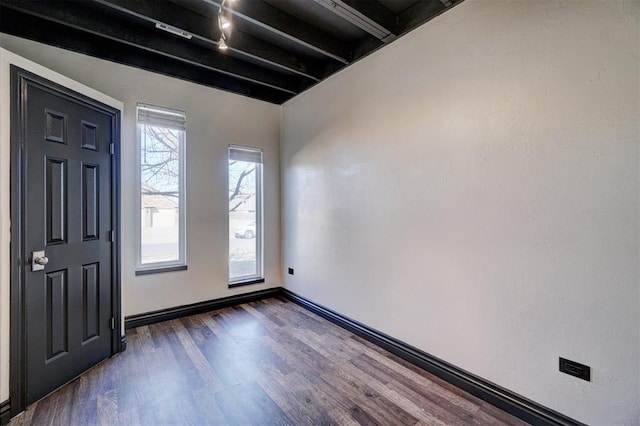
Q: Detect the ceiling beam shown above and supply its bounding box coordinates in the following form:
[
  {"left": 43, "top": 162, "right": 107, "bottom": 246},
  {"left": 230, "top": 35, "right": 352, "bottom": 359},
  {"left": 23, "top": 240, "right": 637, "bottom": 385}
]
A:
[
  {"left": 93, "top": 0, "right": 323, "bottom": 81},
  {"left": 0, "top": 7, "right": 292, "bottom": 104},
  {"left": 2, "top": 1, "right": 303, "bottom": 94},
  {"left": 312, "top": 0, "right": 397, "bottom": 43},
  {"left": 203, "top": 0, "right": 351, "bottom": 64},
  {"left": 351, "top": 36, "right": 384, "bottom": 63},
  {"left": 398, "top": 0, "right": 448, "bottom": 34}
]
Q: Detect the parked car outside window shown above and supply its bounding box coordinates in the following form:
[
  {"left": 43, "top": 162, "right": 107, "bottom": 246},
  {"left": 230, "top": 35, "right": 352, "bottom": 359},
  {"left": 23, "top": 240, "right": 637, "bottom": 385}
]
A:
[{"left": 235, "top": 221, "right": 256, "bottom": 239}]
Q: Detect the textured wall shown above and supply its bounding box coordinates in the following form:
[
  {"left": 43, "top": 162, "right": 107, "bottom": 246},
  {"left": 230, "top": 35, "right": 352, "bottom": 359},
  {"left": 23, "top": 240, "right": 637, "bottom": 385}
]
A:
[{"left": 281, "top": 0, "right": 639, "bottom": 423}]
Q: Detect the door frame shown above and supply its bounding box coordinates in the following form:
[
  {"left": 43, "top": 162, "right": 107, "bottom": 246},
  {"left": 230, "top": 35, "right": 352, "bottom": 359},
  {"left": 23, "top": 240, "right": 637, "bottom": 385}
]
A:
[{"left": 9, "top": 65, "right": 122, "bottom": 417}]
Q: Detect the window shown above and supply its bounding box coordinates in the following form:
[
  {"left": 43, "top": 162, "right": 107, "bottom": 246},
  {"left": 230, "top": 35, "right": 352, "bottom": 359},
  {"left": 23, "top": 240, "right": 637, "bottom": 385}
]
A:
[
  {"left": 229, "top": 145, "right": 263, "bottom": 285},
  {"left": 136, "top": 103, "right": 186, "bottom": 273}
]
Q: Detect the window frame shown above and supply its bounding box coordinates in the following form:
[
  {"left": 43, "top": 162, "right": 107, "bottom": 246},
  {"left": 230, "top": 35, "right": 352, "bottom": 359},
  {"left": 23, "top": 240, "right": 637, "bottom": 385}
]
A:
[
  {"left": 135, "top": 103, "right": 187, "bottom": 274},
  {"left": 228, "top": 144, "right": 264, "bottom": 286}
]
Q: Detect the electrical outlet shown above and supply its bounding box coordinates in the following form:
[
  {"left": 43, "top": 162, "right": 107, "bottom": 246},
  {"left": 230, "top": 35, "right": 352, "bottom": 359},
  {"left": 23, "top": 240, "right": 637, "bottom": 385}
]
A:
[
  {"left": 559, "top": 357, "right": 591, "bottom": 381},
  {"left": 288, "top": 268, "right": 294, "bottom": 275}
]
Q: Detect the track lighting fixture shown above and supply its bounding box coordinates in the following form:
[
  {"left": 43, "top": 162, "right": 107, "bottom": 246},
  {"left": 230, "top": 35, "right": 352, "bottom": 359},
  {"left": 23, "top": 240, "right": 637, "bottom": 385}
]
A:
[
  {"left": 155, "top": 22, "right": 193, "bottom": 39},
  {"left": 218, "top": 0, "right": 232, "bottom": 30},
  {"left": 219, "top": 15, "right": 231, "bottom": 29},
  {"left": 217, "top": 0, "right": 232, "bottom": 50}
]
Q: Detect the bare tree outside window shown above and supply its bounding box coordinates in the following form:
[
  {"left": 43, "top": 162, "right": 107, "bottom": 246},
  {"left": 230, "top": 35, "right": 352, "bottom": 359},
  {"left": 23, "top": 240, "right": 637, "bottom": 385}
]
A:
[
  {"left": 137, "top": 104, "right": 186, "bottom": 269},
  {"left": 229, "top": 160, "right": 255, "bottom": 211},
  {"left": 141, "top": 126, "right": 180, "bottom": 199}
]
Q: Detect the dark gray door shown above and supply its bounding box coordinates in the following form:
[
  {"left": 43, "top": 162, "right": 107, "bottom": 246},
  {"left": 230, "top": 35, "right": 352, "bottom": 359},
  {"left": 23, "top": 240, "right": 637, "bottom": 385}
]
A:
[{"left": 14, "top": 68, "right": 118, "bottom": 405}]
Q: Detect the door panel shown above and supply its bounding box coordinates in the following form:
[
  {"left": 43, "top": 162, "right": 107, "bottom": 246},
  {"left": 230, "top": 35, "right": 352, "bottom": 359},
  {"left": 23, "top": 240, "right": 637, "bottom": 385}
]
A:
[
  {"left": 15, "top": 72, "right": 117, "bottom": 405},
  {"left": 82, "top": 163, "right": 99, "bottom": 240},
  {"left": 45, "top": 269, "right": 68, "bottom": 362},
  {"left": 45, "top": 157, "right": 67, "bottom": 245},
  {"left": 44, "top": 109, "right": 67, "bottom": 144},
  {"left": 81, "top": 120, "right": 98, "bottom": 151},
  {"left": 82, "top": 263, "right": 100, "bottom": 343}
]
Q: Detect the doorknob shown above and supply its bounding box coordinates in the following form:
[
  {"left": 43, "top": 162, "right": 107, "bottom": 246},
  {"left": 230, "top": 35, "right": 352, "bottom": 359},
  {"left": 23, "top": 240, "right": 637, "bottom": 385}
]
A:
[{"left": 32, "top": 250, "right": 48, "bottom": 271}]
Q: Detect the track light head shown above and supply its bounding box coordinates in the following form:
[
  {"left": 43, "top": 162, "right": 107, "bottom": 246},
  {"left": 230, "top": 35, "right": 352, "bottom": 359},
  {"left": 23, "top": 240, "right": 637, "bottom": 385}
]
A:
[{"left": 219, "top": 15, "right": 231, "bottom": 29}]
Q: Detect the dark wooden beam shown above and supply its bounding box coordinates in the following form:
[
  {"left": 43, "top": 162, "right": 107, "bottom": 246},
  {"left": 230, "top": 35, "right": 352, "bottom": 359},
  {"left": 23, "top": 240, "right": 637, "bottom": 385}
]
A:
[
  {"left": 312, "top": 0, "right": 398, "bottom": 43},
  {"left": 2, "top": 1, "right": 304, "bottom": 94},
  {"left": 93, "top": 0, "right": 323, "bottom": 81},
  {"left": 203, "top": 0, "right": 351, "bottom": 64},
  {"left": 228, "top": 31, "right": 322, "bottom": 82},
  {"left": 351, "top": 36, "right": 384, "bottom": 63},
  {"left": 0, "top": 7, "right": 293, "bottom": 104},
  {"left": 398, "top": 0, "right": 448, "bottom": 34}
]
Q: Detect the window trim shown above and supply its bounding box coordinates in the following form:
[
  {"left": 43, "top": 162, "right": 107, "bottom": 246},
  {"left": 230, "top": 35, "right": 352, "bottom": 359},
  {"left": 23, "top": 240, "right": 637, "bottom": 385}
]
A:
[
  {"left": 228, "top": 144, "right": 264, "bottom": 286},
  {"left": 136, "top": 103, "right": 187, "bottom": 273}
]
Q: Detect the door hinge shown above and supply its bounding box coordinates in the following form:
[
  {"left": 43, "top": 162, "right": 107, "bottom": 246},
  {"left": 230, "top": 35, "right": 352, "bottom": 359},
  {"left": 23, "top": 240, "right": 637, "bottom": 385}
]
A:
[
  {"left": 110, "top": 318, "right": 116, "bottom": 330},
  {"left": 108, "top": 230, "right": 115, "bottom": 242},
  {"left": 109, "top": 143, "right": 115, "bottom": 155}
]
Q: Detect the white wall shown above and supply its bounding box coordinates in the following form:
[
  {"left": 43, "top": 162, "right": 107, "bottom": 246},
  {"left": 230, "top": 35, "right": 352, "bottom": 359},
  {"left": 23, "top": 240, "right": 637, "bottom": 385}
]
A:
[
  {"left": 0, "top": 35, "right": 282, "bottom": 402},
  {"left": 281, "top": 0, "right": 640, "bottom": 424}
]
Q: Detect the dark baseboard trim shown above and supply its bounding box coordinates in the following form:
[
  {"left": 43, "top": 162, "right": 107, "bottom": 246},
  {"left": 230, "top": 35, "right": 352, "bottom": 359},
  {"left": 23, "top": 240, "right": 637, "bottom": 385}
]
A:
[
  {"left": 281, "top": 288, "right": 584, "bottom": 426},
  {"left": 124, "top": 287, "right": 281, "bottom": 330},
  {"left": 120, "top": 335, "right": 127, "bottom": 352},
  {"left": 1, "top": 400, "right": 10, "bottom": 426}
]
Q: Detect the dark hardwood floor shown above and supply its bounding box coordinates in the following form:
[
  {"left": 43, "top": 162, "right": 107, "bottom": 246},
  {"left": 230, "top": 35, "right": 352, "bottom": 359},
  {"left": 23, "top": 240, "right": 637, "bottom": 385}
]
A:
[{"left": 11, "top": 297, "right": 529, "bottom": 425}]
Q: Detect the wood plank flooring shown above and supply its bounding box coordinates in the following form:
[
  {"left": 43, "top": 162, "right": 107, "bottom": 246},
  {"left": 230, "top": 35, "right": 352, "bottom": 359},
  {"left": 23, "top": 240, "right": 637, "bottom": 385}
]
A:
[{"left": 10, "top": 297, "right": 529, "bottom": 425}]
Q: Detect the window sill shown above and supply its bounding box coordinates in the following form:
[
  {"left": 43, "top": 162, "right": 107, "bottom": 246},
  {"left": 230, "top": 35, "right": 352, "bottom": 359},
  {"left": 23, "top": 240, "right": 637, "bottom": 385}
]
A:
[
  {"left": 229, "top": 278, "right": 265, "bottom": 288},
  {"left": 136, "top": 265, "right": 188, "bottom": 276}
]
